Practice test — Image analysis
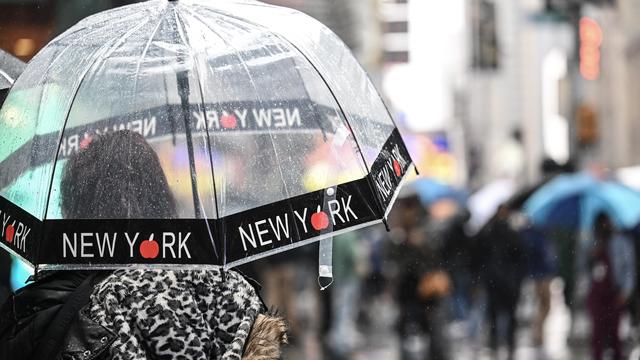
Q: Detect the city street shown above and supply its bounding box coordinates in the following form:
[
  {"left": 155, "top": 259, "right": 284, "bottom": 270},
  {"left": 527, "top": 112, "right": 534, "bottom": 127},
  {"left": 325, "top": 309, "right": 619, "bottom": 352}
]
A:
[
  {"left": 2, "top": 0, "right": 640, "bottom": 359},
  {"left": 285, "top": 280, "right": 595, "bottom": 359}
]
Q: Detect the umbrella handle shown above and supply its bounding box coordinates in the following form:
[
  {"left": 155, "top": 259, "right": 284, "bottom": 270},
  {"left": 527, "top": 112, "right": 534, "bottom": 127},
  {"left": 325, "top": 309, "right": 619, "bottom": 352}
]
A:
[
  {"left": 318, "top": 275, "right": 333, "bottom": 291},
  {"left": 318, "top": 238, "right": 333, "bottom": 290}
]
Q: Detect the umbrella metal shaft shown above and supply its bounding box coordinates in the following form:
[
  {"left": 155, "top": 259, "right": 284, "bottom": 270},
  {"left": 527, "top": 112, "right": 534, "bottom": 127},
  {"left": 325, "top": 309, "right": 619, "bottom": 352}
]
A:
[{"left": 177, "top": 69, "right": 203, "bottom": 219}]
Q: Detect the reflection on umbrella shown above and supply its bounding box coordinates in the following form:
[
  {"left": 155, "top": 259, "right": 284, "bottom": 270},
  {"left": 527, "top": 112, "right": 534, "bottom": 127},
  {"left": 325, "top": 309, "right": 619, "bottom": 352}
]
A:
[
  {"left": 0, "top": 100, "right": 348, "bottom": 195},
  {"left": 523, "top": 172, "right": 640, "bottom": 230},
  {"left": 0, "top": 0, "right": 413, "bottom": 270},
  {"left": 467, "top": 178, "right": 517, "bottom": 233}
]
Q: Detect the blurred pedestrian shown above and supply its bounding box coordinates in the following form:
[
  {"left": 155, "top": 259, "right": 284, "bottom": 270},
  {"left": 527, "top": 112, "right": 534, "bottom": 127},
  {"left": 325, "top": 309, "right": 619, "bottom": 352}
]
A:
[
  {"left": 0, "top": 131, "right": 287, "bottom": 360},
  {"left": 519, "top": 218, "right": 556, "bottom": 348},
  {"left": 628, "top": 224, "right": 640, "bottom": 335},
  {"left": 477, "top": 204, "right": 526, "bottom": 360},
  {"left": 441, "top": 209, "right": 473, "bottom": 321},
  {"left": 387, "top": 194, "right": 451, "bottom": 360},
  {"left": 587, "top": 213, "right": 636, "bottom": 360},
  {"left": 326, "top": 231, "right": 364, "bottom": 357},
  {"left": 549, "top": 227, "right": 577, "bottom": 311}
]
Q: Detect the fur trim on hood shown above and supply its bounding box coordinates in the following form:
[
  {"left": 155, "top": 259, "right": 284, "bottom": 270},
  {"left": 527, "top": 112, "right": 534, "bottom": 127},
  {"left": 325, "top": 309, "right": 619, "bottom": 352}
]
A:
[{"left": 242, "top": 312, "right": 288, "bottom": 360}]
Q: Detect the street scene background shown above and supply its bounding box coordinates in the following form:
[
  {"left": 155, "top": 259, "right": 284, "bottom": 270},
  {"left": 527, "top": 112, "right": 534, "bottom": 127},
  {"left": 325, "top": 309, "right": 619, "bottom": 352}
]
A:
[{"left": 2, "top": 0, "right": 640, "bottom": 359}]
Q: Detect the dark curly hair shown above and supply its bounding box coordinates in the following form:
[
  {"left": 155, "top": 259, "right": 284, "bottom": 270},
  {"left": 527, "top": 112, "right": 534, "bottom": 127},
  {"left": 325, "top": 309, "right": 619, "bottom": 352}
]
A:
[{"left": 60, "top": 130, "right": 176, "bottom": 219}]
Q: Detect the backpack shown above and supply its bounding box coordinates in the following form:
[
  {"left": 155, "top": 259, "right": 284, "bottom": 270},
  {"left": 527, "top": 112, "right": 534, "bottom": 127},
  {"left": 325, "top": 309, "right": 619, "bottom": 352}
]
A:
[{"left": 0, "top": 271, "right": 103, "bottom": 360}]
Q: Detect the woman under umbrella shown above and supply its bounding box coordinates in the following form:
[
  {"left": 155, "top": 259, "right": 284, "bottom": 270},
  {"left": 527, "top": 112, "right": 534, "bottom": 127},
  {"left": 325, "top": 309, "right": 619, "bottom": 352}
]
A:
[{"left": 0, "top": 131, "right": 287, "bottom": 360}]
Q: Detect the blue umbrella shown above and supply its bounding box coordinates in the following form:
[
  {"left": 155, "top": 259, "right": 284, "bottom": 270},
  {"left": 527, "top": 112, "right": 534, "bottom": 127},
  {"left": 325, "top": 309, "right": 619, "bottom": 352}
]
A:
[
  {"left": 410, "top": 178, "right": 467, "bottom": 207},
  {"left": 523, "top": 172, "right": 640, "bottom": 230}
]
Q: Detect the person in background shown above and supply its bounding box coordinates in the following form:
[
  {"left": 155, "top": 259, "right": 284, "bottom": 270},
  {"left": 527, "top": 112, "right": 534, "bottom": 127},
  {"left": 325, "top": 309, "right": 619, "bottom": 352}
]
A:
[
  {"left": 387, "top": 193, "right": 450, "bottom": 360},
  {"left": 0, "top": 131, "right": 287, "bottom": 360},
  {"left": 519, "top": 216, "right": 556, "bottom": 348},
  {"left": 477, "top": 204, "right": 526, "bottom": 360},
  {"left": 441, "top": 209, "right": 473, "bottom": 322},
  {"left": 587, "top": 212, "right": 636, "bottom": 360},
  {"left": 326, "top": 231, "right": 364, "bottom": 358},
  {"left": 628, "top": 224, "right": 640, "bottom": 339}
]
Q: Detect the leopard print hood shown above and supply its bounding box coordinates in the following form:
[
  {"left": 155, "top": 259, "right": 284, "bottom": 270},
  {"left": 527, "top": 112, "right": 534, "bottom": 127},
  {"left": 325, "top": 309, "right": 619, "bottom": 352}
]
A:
[{"left": 79, "top": 268, "right": 282, "bottom": 360}]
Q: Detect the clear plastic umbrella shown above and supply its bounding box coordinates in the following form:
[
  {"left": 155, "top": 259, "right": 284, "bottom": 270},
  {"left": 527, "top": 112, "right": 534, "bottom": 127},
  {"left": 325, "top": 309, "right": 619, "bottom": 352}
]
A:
[{"left": 0, "top": 0, "right": 413, "bottom": 270}]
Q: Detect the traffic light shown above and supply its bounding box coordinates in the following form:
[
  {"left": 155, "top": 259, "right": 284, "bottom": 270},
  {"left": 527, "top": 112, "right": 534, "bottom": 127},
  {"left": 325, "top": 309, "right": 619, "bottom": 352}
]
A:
[
  {"left": 579, "top": 17, "right": 602, "bottom": 80},
  {"left": 576, "top": 104, "right": 598, "bottom": 146}
]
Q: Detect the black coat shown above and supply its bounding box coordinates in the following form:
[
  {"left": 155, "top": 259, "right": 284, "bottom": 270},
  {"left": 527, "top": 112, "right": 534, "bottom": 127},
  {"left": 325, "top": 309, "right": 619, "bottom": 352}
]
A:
[
  {"left": 475, "top": 219, "right": 527, "bottom": 303},
  {"left": 0, "top": 251, "right": 11, "bottom": 304},
  {"left": 0, "top": 271, "right": 114, "bottom": 360}
]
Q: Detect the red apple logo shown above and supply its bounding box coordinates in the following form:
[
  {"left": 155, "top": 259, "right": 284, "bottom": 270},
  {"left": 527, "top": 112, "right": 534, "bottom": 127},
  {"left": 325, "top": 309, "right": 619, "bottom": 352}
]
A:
[
  {"left": 310, "top": 206, "right": 330, "bottom": 231},
  {"left": 80, "top": 135, "right": 93, "bottom": 149},
  {"left": 220, "top": 114, "right": 238, "bottom": 129},
  {"left": 5, "top": 224, "right": 14, "bottom": 244},
  {"left": 140, "top": 236, "right": 159, "bottom": 259},
  {"left": 393, "top": 159, "right": 402, "bottom": 177}
]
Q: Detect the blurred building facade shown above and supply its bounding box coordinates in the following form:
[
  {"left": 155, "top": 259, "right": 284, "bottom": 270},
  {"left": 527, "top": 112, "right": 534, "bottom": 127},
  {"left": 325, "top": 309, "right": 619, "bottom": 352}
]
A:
[
  {"left": 464, "top": 0, "right": 640, "bottom": 185},
  {"left": 464, "top": 0, "right": 575, "bottom": 187},
  {"left": 581, "top": 0, "right": 640, "bottom": 169},
  {"left": 262, "top": 0, "right": 383, "bottom": 77}
]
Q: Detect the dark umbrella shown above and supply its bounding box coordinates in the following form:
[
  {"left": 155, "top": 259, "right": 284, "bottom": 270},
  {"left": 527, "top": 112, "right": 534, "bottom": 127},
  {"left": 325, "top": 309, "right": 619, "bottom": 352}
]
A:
[
  {"left": 507, "top": 179, "right": 551, "bottom": 211},
  {"left": 0, "top": 0, "right": 413, "bottom": 271},
  {"left": 507, "top": 158, "right": 575, "bottom": 211}
]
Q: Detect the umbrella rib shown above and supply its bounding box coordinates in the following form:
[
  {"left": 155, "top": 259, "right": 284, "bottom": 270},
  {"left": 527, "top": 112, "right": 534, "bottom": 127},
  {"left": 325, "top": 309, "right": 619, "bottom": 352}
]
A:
[
  {"left": 226, "top": 11, "right": 383, "bottom": 214},
  {"left": 185, "top": 8, "right": 307, "bottom": 260},
  {"left": 127, "top": 7, "right": 168, "bottom": 220},
  {"left": 0, "top": 69, "right": 13, "bottom": 84},
  {"left": 173, "top": 12, "right": 220, "bottom": 221},
  {"left": 172, "top": 8, "right": 221, "bottom": 259},
  {"left": 168, "top": 9, "right": 204, "bottom": 221},
  {"left": 189, "top": 6, "right": 388, "bottom": 219},
  {"left": 132, "top": 5, "right": 169, "bottom": 112},
  {"left": 185, "top": 8, "right": 295, "bottom": 202},
  {"left": 202, "top": 3, "right": 411, "bottom": 166},
  {"left": 38, "top": 19, "right": 152, "bottom": 266},
  {"left": 195, "top": 6, "right": 373, "bottom": 177},
  {"left": 50, "top": 3, "right": 152, "bottom": 46},
  {"left": 273, "top": 39, "right": 388, "bottom": 218}
]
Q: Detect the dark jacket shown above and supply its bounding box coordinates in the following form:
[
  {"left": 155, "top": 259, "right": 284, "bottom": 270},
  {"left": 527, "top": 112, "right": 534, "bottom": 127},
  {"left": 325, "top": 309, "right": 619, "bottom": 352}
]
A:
[
  {"left": 0, "top": 270, "right": 288, "bottom": 360},
  {"left": 0, "top": 251, "right": 12, "bottom": 305},
  {"left": 476, "top": 218, "right": 527, "bottom": 303},
  {"left": 0, "top": 271, "right": 114, "bottom": 360}
]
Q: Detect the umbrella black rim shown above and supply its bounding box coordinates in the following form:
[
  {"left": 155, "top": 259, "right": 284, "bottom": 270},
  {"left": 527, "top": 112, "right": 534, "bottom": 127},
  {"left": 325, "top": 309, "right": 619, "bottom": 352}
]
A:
[{"left": 0, "top": 129, "right": 413, "bottom": 270}]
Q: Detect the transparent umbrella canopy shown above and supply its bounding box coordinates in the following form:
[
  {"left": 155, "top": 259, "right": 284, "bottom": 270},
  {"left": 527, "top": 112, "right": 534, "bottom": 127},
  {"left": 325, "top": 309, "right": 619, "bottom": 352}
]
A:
[{"left": 0, "top": 0, "right": 413, "bottom": 270}]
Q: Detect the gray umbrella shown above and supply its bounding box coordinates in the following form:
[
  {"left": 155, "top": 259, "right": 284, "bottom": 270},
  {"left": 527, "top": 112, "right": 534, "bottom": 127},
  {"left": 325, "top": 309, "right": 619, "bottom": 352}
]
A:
[{"left": 0, "top": 49, "right": 26, "bottom": 90}]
